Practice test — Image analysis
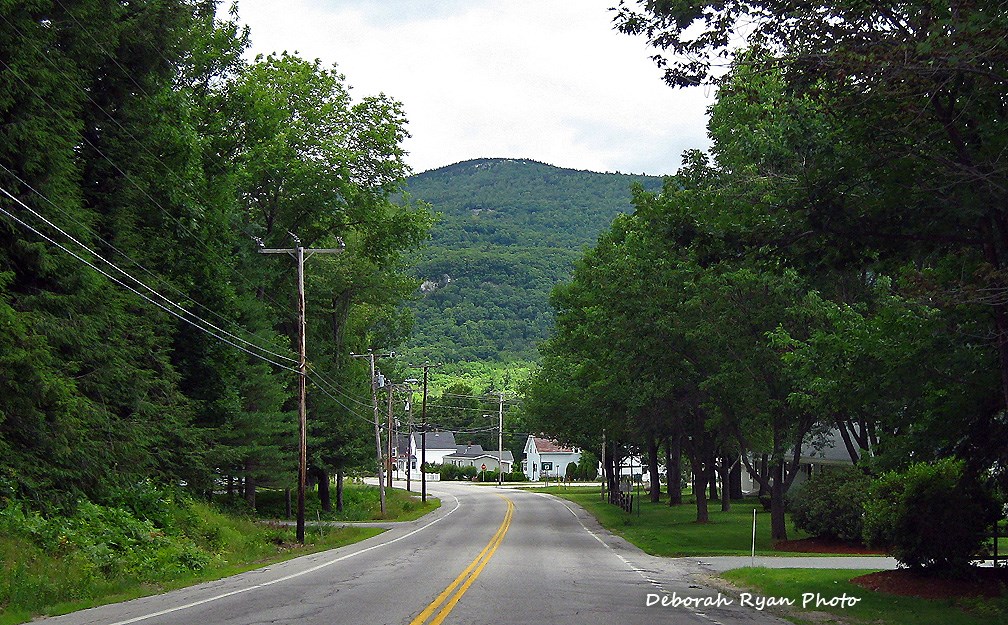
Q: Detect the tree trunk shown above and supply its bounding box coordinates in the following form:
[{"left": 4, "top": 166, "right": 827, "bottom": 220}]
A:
[
  {"left": 666, "top": 435, "right": 682, "bottom": 505},
  {"left": 707, "top": 454, "right": 718, "bottom": 502},
  {"left": 336, "top": 466, "right": 345, "bottom": 513},
  {"left": 757, "top": 454, "right": 769, "bottom": 506},
  {"left": 318, "top": 470, "right": 331, "bottom": 513},
  {"left": 605, "top": 445, "right": 618, "bottom": 502},
  {"left": 647, "top": 436, "right": 661, "bottom": 503},
  {"left": 244, "top": 462, "right": 256, "bottom": 511},
  {"left": 285, "top": 488, "right": 291, "bottom": 518},
  {"left": 693, "top": 465, "right": 709, "bottom": 523},
  {"left": 719, "top": 455, "right": 731, "bottom": 512},
  {"left": 770, "top": 460, "right": 788, "bottom": 541},
  {"left": 729, "top": 457, "right": 743, "bottom": 500}
]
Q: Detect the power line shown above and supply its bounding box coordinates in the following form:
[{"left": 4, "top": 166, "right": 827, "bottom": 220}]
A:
[
  {"left": 0, "top": 193, "right": 298, "bottom": 373},
  {"left": 0, "top": 184, "right": 298, "bottom": 366},
  {"left": 1, "top": 14, "right": 391, "bottom": 412},
  {"left": 0, "top": 27, "right": 301, "bottom": 328}
]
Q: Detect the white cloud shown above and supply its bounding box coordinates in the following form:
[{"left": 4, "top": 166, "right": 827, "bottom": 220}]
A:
[{"left": 233, "top": 0, "right": 712, "bottom": 176}]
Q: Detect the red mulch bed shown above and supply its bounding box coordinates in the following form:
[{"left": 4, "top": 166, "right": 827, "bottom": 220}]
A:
[
  {"left": 773, "top": 536, "right": 887, "bottom": 555},
  {"left": 851, "top": 568, "right": 1008, "bottom": 600}
]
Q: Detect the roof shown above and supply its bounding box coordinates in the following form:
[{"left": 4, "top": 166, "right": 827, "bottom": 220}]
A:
[
  {"left": 799, "top": 429, "right": 855, "bottom": 465},
  {"left": 531, "top": 436, "right": 576, "bottom": 454},
  {"left": 443, "top": 449, "right": 515, "bottom": 463},
  {"left": 411, "top": 431, "right": 457, "bottom": 450}
]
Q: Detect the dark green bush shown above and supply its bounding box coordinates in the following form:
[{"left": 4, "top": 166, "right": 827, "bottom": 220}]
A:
[
  {"left": 863, "top": 458, "right": 1000, "bottom": 572},
  {"left": 435, "top": 464, "right": 479, "bottom": 481},
  {"left": 790, "top": 467, "right": 871, "bottom": 542},
  {"left": 565, "top": 462, "right": 578, "bottom": 481},
  {"left": 507, "top": 470, "right": 528, "bottom": 482},
  {"left": 576, "top": 452, "right": 599, "bottom": 481}
]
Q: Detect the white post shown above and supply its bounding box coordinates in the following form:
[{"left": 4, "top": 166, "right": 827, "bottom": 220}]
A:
[{"left": 751, "top": 509, "right": 757, "bottom": 565}]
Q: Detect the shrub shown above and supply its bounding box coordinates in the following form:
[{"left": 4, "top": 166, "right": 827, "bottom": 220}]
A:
[
  {"left": 576, "top": 451, "right": 599, "bottom": 481},
  {"left": 565, "top": 462, "right": 579, "bottom": 481},
  {"left": 790, "top": 466, "right": 871, "bottom": 542},
  {"left": 435, "top": 464, "right": 478, "bottom": 481},
  {"left": 863, "top": 458, "right": 1000, "bottom": 572},
  {"left": 507, "top": 470, "right": 528, "bottom": 482}
]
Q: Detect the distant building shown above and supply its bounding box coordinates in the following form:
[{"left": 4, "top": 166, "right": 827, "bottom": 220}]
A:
[
  {"left": 522, "top": 436, "right": 581, "bottom": 481},
  {"left": 403, "top": 431, "right": 457, "bottom": 480},
  {"left": 442, "top": 443, "right": 515, "bottom": 473}
]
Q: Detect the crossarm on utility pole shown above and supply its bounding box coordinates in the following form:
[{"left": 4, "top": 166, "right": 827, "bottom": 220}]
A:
[{"left": 258, "top": 240, "right": 343, "bottom": 544}]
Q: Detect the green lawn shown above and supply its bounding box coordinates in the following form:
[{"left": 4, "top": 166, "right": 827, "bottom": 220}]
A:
[
  {"left": 721, "top": 568, "right": 1008, "bottom": 625},
  {"left": 539, "top": 486, "right": 808, "bottom": 556}
]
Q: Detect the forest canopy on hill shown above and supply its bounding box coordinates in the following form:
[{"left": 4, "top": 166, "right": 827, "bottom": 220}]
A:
[{"left": 400, "top": 158, "right": 664, "bottom": 362}]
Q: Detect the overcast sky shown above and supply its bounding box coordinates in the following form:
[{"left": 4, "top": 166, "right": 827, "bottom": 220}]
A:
[{"left": 233, "top": 0, "right": 712, "bottom": 176}]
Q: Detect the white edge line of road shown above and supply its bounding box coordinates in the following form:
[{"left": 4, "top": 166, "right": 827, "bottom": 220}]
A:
[
  {"left": 529, "top": 491, "right": 726, "bottom": 624},
  {"left": 105, "top": 491, "right": 462, "bottom": 625}
]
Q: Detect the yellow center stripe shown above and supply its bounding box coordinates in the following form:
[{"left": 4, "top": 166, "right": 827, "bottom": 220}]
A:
[{"left": 409, "top": 496, "right": 514, "bottom": 625}]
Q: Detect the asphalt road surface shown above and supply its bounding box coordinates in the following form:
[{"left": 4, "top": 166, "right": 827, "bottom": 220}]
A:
[{"left": 43, "top": 483, "right": 794, "bottom": 625}]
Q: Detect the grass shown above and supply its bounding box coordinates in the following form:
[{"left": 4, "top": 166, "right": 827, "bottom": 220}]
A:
[
  {"left": 235, "top": 481, "right": 440, "bottom": 523},
  {"left": 537, "top": 486, "right": 808, "bottom": 557},
  {"left": 0, "top": 482, "right": 439, "bottom": 625},
  {"left": 721, "top": 568, "right": 1008, "bottom": 625}
]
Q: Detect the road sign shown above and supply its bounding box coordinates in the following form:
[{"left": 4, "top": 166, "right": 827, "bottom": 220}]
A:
[{"left": 481, "top": 464, "right": 487, "bottom": 471}]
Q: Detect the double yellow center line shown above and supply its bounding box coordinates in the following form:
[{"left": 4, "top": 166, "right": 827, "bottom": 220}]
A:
[{"left": 409, "top": 495, "right": 514, "bottom": 625}]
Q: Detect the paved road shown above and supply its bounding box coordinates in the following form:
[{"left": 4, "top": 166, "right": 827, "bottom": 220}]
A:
[{"left": 41, "top": 482, "right": 879, "bottom": 625}]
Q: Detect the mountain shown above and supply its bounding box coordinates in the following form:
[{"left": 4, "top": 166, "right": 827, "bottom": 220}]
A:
[{"left": 400, "top": 158, "right": 665, "bottom": 363}]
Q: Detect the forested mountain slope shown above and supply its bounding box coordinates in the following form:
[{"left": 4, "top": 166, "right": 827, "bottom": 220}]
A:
[{"left": 400, "top": 158, "right": 664, "bottom": 362}]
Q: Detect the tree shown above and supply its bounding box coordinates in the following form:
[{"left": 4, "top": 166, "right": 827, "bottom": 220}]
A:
[{"left": 617, "top": 0, "right": 1008, "bottom": 491}]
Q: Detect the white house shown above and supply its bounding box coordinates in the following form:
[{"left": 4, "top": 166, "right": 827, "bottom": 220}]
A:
[
  {"left": 442, "top": 444, "right": 515, "bottom": 473},
  {"left": 402, "top": 431, "right": 457, "bottom": 480},
  {"left": 523, "top": 436, "right": 581, "bottom": 481},
  {"left": 740, "top": 428, "right": 855, "bottom": 494}
]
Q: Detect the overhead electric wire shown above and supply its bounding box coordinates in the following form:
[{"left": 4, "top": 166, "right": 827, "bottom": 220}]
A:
[
  {"left": 0, "top": 13, "right": 442, "bottom": 417},
  {"left": 0, "top": 183, "right": 299, "bottom": 366},
  {"left": 0, "top": 186, "right": 391, "bottom": 428},
  {"left": 0, "top": 193, "right": 298, "bottom": 374},
  {"left": 0, "top": 22, "right": 312, "bottom": 333},
  {"left": 305, "top": 371, "right": 383, "bottom": 428},
  {"left": 305, "top": 365, "right": 377, "bottom": 410}
]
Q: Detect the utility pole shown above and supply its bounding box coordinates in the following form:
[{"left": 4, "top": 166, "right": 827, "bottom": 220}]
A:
[
  {"left": 405, "top": 394, "right": 412, "bottom": 492},
  {"left": 386, "top": 382, "right": 395, "bottom": 490},
  {"left": 421, "top": 363, "right": 430, "bottom": 503},
  {"left": 498, "top": 392, "right": 505, "bottom": 487},
  {"left": 412, "top": 361, "right": 440, "bottom": 503},
  {"left": 351, "top": 350, "right": 391, "bottom": 517},
  {"left": 257, "top": 234, "right": 343, "bottom": 545}
]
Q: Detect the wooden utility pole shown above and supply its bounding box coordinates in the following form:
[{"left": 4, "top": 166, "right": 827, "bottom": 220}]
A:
[
  {"left": 351, "top": 351, "right": 388, "bottom": 517},
  {"left": 412, "top": 361, "right": 440, "bottom": 503},
  {"left": 421, "top": 364, "right": 429, "bottom": 503},
  {"left": 258, "top": 235, "right": 344, "bottom": 544},
  {"left": 386, "top": 382, "right": 395, "bottom": 490},
  {"left": 405, "top": 393, "right": 413, "bottom": 492},
  {"left": 498, "top": 391, "right": 505, "bottom": 487}
]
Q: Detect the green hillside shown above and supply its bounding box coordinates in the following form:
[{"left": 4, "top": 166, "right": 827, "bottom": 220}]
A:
[{"left": 400, "top": 158, "right": 665, "bottom": 363}]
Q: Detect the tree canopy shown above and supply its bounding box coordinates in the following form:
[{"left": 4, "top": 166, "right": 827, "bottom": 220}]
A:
[{"left": 0, "top": 0, "right": 430, "bottom": 512}]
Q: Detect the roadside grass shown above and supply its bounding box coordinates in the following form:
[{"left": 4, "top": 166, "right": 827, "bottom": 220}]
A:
[
  {"left": 536, "top": 486, "right": 808, "bottom": 556},
  {"left": 226, "top": 481, "right": 440, "bottom": 522},
  {"left": 720, "top": 568, "right": 1008, "bottom": 625},
  {"left": 0, "top": 482, "right": 437, "bottom": 625}
]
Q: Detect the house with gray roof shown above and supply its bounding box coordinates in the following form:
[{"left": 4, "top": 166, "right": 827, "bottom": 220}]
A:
[
  {"left": 442, "top": 443, "right": 514, "bottom": 473},
  {"left": 406, "top": 431, "right": 457, "bottom": 480}
]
